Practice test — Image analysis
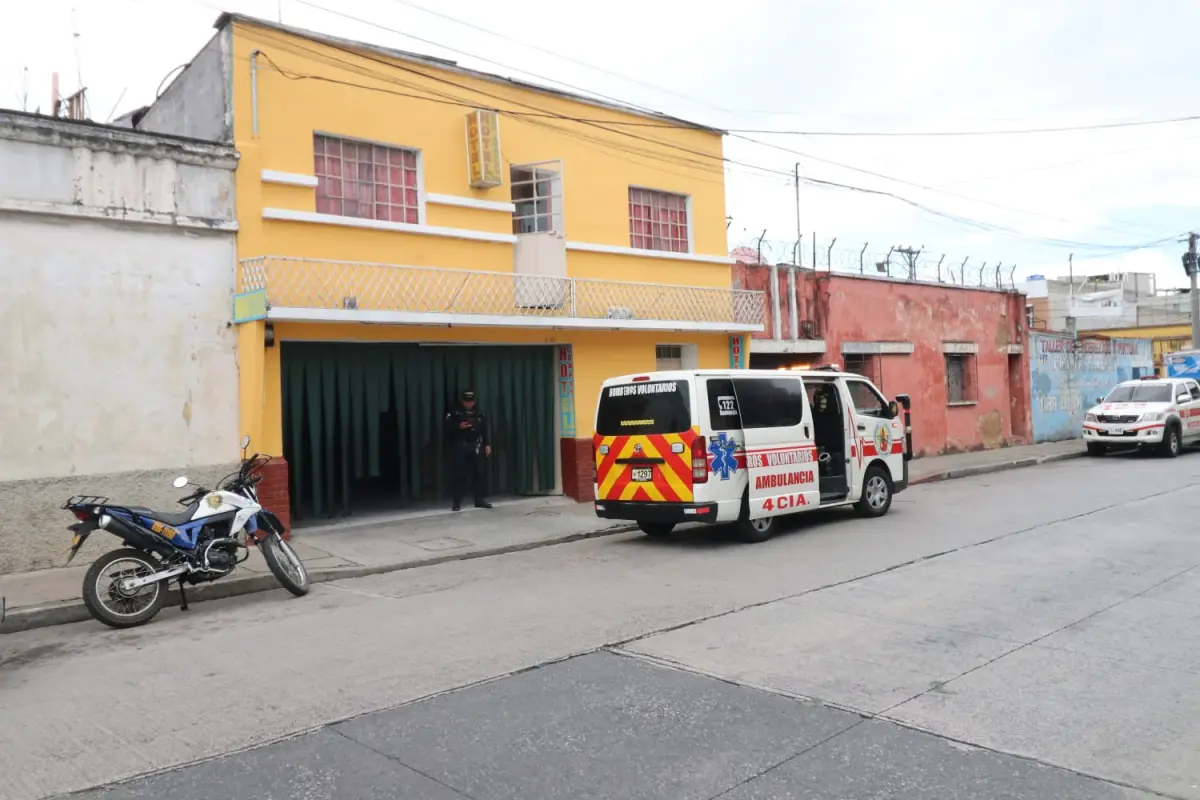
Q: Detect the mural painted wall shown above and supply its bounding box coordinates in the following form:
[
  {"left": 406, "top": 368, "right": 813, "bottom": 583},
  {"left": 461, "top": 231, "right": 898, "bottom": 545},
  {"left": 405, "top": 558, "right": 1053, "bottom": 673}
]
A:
[{"left": 1030, "top": 333, "right": 1154, "bottom": 442}]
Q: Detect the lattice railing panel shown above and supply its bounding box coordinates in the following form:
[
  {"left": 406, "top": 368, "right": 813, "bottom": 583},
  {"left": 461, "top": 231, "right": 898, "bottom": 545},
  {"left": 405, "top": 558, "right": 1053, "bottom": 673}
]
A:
[{"left": 240, "top": 256, "right": 765, "bottom": 327}]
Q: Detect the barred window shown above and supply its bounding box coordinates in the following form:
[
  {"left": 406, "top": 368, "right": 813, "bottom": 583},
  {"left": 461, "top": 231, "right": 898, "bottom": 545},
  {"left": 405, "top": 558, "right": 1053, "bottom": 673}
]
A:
[
  {"left": 629, "top": 188, "right": 689, "bottom": 253},
  {"left": 313, "top": 134, "right": 420, "bottom": 224}
]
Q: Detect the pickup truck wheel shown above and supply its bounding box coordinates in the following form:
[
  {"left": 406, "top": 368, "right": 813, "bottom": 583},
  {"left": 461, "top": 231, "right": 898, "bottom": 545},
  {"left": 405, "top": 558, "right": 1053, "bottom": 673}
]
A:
[{"left": 1159, "top": 423, "right": 1181, "bottom": 458}]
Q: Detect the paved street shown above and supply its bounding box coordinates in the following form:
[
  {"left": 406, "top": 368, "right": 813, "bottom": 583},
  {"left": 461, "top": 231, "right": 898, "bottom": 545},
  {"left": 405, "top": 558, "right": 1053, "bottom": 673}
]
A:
[{"left": 2, "top": 453, "right": 1198, "bottom": 799}]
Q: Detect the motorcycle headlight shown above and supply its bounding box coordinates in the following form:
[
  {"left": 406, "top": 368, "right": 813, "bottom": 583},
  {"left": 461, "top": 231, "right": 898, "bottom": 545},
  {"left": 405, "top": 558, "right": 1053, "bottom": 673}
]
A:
[
  {"left": 1140, "top": 412, "right": 1164, "bottom": 422},
  {"left": 1084, "top": 413, "right": 1097, "bottom": 422}
]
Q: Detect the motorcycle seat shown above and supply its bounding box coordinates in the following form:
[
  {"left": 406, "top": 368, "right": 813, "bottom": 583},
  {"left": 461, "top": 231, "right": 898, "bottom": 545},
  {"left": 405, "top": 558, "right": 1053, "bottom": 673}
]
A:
[{"left": 126, "top": 503, "right": 200, "bottom": 528}]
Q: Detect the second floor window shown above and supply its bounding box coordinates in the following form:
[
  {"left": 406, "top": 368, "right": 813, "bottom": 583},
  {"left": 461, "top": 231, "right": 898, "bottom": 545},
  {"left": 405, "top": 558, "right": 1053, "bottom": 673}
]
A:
[
  {"left": 314, "top": 134, "right": 419, "bottom": 224},
  {"left": 629, "top": 187, "right": 689, "bottom": 253},
  {"left": 510, "top": 162, "right": 562, "bottom": 234}
]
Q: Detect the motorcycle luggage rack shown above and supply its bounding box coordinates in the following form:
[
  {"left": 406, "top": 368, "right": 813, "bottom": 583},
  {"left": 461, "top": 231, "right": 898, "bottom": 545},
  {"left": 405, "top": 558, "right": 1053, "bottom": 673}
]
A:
[{"left": 62, "top": 494, "right": 110, "bottom": 509}]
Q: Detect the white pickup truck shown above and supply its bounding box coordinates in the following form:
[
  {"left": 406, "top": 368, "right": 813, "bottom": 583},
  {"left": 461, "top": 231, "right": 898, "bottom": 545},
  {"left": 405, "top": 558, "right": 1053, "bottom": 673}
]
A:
[{"left": 1082, "top": 376, "right": 1200, "bottom": 457}]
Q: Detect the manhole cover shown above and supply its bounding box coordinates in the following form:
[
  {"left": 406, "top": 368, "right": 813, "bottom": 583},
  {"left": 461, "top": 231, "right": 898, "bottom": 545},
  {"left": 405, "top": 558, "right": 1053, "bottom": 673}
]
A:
[{"left": 411, "top": 537, "right": 473, "bottom": 552}]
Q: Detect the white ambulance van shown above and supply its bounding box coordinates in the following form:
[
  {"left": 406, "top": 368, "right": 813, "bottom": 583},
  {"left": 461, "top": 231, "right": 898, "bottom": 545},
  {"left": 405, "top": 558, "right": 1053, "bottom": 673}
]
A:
[{"left": 592, "top": 367, "right": 911, "bottom": 542}]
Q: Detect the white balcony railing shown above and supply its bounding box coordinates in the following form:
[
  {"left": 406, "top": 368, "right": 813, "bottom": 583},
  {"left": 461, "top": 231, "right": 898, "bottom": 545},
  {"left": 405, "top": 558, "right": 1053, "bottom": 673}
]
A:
[{"left": 240, "top": 256, "right": 765, "bottom": 331}]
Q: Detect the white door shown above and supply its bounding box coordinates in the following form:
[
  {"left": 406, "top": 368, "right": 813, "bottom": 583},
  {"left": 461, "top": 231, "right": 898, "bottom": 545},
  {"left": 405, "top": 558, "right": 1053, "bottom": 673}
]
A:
[
  {"left": 732, "top": 376, "right": 819, "bottom": 520},
  {"left": 842, "top": 377, "right": 905, "bottom": 492},
  {"left": 1182, "top": 380, "right": 1200, "bottom": 438}
]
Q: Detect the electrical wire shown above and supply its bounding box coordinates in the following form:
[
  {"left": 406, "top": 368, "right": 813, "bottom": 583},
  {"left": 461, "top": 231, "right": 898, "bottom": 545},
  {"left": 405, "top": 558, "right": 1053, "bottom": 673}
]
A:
[
  {"left": 236, "top": 16, "right": 1186, "bottom": 255},
  {"left": 370, "top": 0, "right": 1200, "bottom": 138}
]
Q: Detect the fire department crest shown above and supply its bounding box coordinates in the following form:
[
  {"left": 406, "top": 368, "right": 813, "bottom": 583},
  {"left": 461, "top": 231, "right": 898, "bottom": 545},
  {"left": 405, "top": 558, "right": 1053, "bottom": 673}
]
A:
[{"left": 874, "top": 424, "right": 891, "bottom": 454}]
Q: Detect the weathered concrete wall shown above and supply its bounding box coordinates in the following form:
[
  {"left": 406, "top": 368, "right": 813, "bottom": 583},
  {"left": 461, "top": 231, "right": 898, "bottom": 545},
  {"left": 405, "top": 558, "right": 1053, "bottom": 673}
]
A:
[
  {"left": 0, "top": 111, "right": 240, "bottom": 574},
  {"left": 138, "top": 27, "right": 234, "bottom": 143},
  {"left": 741, "top": 269, "right": 1032, "bottom": 458},
  {"left": 1029, "top": 333, "right": 1154, "bottom": 442}
]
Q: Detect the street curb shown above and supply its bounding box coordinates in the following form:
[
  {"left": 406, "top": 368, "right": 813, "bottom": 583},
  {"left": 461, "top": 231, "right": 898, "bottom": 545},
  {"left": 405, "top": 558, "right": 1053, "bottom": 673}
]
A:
[
  {"left": 0, "top": 523, "right": 639, "bottom": 635},
  {"left": 0, "top": 451, "right": 1087, "bottom": 635},
  {"left": 908, "top": 450, "right": 1085, "bottom": 486}
]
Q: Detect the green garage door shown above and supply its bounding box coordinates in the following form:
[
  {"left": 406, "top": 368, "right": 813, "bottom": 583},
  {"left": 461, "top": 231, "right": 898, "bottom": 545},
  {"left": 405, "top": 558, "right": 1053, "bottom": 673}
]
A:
[{"left": 282, "top": 342, "right": 557, "bottom": 521}]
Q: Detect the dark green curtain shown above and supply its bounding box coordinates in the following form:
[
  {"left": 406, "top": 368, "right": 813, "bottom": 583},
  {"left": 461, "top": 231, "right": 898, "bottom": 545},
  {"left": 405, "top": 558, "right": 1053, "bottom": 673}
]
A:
[{"left": 281, "top": 342, "right": 557, "bottom": 520}]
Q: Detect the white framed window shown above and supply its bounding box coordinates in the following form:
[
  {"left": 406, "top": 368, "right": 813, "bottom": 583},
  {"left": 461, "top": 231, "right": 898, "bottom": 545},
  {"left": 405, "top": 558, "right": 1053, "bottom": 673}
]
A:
[
  {"left": 629, "top": 187, "right": 690, "bottom": 253},
  {"left": 655, "top": 344, "right": 698, "bottom": 370},
  {"left": 655, "top": 344, "right": 683, "bottom": 370},
  {"left": 313, "top": 133, "right": 421, "bottom": 223},
  {"left": 510, "top": 161, "right": 563, "bottom": 234}
]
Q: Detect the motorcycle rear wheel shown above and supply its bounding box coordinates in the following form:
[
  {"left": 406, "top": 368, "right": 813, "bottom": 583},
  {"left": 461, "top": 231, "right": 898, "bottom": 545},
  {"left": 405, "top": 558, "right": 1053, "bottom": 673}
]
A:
[
  {"left": 82, "top": 548, "right": 167, "bottom": 629},
  {"left": 261, "top": 534, "right": 310, "bottom": 597}
]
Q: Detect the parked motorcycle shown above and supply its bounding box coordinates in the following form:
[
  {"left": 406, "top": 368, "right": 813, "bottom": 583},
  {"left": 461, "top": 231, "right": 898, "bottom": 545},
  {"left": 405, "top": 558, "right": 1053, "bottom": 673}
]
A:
[{"left": 62, "top": 436, "right": 308, "bottom": 629}]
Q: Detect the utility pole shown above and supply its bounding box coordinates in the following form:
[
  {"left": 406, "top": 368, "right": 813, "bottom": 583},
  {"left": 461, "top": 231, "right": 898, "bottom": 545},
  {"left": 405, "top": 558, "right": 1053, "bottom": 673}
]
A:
[
  {"left": 1182, "top": 233, "right": 1200, "bottom": 348},
  {"left": 897, "top": 246, "right": 922, "bottom": 280},
  {"left": 793, "top": 163, "right": 802, "bottom": 267}
]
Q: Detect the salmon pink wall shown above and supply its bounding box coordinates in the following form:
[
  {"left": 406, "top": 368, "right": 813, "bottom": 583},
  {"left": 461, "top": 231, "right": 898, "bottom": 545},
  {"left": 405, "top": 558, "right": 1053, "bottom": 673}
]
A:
[{"left": 732, "top": 263, "right": 1032, "bottom": 456}]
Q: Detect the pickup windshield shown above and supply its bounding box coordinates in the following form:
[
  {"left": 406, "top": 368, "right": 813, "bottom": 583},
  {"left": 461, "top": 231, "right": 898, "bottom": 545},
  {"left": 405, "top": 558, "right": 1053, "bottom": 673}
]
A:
[{"left": 1103, "top": 384, "right": 1172, "bottom": 403}]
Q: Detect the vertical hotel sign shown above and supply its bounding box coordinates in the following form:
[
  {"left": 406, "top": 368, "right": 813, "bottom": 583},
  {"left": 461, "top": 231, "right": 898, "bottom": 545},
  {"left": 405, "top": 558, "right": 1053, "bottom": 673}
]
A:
[
  {"left": 465, "top": 109, "right": 503, "bottom": 189},
  {"left": 729, "top": 335, "right": 746, "bottom": 369},
  {"left": 557, "top": 345, "right": 576, "bottom": 437}
]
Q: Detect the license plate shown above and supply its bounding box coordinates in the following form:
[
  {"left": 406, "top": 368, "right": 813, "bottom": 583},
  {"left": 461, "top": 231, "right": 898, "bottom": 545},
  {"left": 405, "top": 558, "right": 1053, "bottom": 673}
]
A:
[
  {"left": 1112, "top": 428, "right": 1125, "bottom": 435},
  {"left": 631, "top": 467, "right": 653, "bottom": 482}
]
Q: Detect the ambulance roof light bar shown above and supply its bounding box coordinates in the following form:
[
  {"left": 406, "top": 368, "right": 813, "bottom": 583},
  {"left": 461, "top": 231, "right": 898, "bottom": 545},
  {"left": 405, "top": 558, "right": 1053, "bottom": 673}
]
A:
[{"left": 632, "top": 375, "right": 650, "bottom": 382}]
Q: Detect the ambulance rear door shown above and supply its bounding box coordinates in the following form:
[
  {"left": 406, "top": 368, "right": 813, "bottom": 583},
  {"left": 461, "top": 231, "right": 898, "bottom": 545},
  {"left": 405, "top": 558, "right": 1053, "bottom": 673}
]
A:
[{"left": 732, "top": 374, "right": 819, "bottom": 520}]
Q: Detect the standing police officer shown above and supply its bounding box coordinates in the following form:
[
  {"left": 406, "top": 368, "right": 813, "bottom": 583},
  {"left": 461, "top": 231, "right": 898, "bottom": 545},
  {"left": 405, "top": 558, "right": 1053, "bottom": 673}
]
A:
[{"left": 444, "top": 390, "right": 493, "bottom": 511}]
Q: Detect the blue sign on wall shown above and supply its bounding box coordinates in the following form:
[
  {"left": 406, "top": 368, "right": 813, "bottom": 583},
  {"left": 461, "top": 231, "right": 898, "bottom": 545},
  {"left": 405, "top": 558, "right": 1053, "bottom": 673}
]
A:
[
  {"left": 1165, "top": 350, "right": 1200, "bottom": 379},
  {"left": 1029, "top": 333, "right": 1153, "bottom": 442}
]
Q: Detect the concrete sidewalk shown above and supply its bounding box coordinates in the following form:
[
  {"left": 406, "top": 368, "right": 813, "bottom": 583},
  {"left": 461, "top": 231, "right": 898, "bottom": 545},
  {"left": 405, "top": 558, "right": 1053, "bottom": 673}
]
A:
[{"left": 0, "top": 439, "right": 1085, "bottom": 633}]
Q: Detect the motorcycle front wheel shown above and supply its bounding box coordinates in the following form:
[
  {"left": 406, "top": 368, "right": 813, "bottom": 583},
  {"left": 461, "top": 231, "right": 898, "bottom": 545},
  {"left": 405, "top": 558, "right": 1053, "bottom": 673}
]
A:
[
  {"left": 81, "top": 548, "right": 167, "bottom": 629},
  {"left": 261, "top": 533, "right": 310, "bottom": 596}
]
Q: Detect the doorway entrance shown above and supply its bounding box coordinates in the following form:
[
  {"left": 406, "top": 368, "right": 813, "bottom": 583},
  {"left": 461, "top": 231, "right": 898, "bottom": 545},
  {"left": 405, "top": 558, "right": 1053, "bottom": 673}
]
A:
[{"left": 281, "top": 342, "right": 557, "bottom": 522}]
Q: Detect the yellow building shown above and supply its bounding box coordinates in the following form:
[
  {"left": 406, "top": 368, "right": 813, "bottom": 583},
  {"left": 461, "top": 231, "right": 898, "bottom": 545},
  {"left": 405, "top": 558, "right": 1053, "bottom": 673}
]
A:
[
  {"left": 1087, "top": 324, "right": 1191, "bottom": 376},
  {"left": 135, "top": 13, "right": 763, "bottom": 524}
]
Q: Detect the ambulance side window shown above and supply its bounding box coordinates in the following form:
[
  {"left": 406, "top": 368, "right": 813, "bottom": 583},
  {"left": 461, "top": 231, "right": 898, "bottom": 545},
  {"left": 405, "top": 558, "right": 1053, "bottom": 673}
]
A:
[
  {"left": 845, "top": 379, "right": 889, "bottom": 418},
  {"left": 706, "top": 378, "right": 742, "bottom": 430},
  {"left": 732, "top": 377, "right": 807, "bottom": 429}
]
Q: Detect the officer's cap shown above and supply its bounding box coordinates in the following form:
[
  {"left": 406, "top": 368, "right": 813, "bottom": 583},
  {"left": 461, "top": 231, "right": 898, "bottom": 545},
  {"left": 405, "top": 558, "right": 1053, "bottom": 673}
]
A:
[{"left": 461, "top": 390, "right": 476, "bottom": 401}]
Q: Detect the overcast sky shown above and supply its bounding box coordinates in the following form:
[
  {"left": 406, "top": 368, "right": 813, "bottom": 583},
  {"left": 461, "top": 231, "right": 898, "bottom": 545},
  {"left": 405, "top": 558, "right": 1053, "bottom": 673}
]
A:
[{"left": 5, "top": 0, "right": 1198, "bottom": 288}]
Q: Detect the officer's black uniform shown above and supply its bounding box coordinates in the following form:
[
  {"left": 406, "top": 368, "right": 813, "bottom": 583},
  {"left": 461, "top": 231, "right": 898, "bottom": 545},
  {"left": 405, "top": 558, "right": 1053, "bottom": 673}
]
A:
[{"left": 444, "top": 390, "right": 493, "bottom": 511}]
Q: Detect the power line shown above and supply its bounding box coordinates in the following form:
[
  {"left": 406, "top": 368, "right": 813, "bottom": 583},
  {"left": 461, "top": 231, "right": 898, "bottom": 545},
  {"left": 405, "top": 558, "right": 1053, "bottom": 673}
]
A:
[
  {"left": 240, "top": 17, "right": 1185, "bottom": 255},
  {"left": 369, "top": 0, "right": 1200, "bottom": 139},
  {"left": 731, "top": 134, "right": 1161, "bottom": 240}
]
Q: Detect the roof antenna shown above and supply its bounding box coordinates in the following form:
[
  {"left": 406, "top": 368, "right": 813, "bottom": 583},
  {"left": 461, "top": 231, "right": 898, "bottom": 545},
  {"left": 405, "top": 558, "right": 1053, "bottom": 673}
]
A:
[{"left": 278, "top": 0, "right": 283, "bottom": 22}]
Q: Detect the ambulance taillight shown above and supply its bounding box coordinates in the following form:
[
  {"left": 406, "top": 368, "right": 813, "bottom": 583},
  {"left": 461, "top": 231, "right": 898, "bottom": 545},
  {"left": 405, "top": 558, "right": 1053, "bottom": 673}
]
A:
[{"left": 691, "top": 437, "right": 708, "bottom": 483}]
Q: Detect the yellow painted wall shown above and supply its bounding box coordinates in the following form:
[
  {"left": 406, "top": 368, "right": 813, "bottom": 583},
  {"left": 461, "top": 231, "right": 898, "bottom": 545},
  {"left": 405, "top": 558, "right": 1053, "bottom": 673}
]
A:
[
  {"left": 258, "top": 325, "right": 730, "bottom": 453},
  {"left": 1090, "top": 325, "right": 1192, "bottom": 375},
  {"left": 229, "top": 20, "right": 730, "bottom": 283},
  {"left": 226, "top": 20, "right": 738, "bottom": 456},
  {"left": 1089, "top": 324, "right": 1191, "bottom": 340}
]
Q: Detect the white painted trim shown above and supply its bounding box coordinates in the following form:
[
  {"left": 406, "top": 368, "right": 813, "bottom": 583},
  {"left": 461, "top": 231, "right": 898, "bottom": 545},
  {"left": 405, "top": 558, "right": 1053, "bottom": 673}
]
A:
[
  {"left": 261, "top": 169, "right": 318, "bottom": 187},
  {"left": 426, "top": 193, "right": 516, "bottom": 213},
  {"left": 266, "top": 306, "right": 762, "bottom": 333},
  {"left": 841, "top": 341, "right": 915, "bottom": 355},
  {"left": 262, "top": 207, "right": 516, "bottom": 244},
  {"left": 565, "top": 240, "right": 733, "bottom": 265},
  {"left": 1004, "top": 344, "right": 1024, "bottom": 355},
  {"left": 0, "top": 197, "right": 238, "bottom": 232},
  {"left": 750, "top": 338, "right": 827, "bottom": 354},
  {"left": 942, "top": 341, "right": 980, "bottom": 354}
]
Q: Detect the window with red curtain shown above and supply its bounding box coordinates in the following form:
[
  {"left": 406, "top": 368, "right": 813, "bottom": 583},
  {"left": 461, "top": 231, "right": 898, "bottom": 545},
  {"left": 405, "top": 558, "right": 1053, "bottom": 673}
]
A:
[
  {"left": 313, "top": 134, "right": 419, "bottom": 224},
  {"left": 629, "top": 188, "right": 689, "bottom": 253}
]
